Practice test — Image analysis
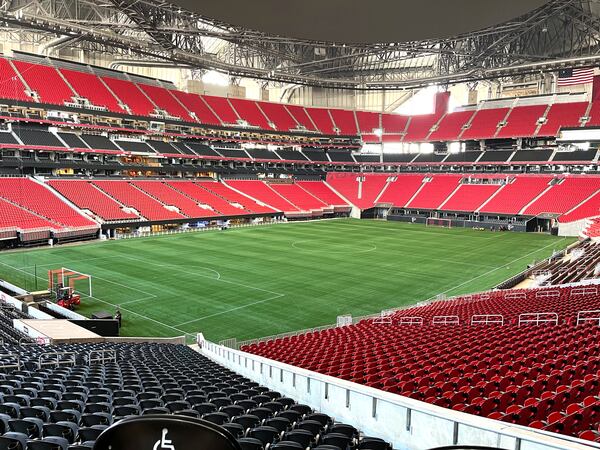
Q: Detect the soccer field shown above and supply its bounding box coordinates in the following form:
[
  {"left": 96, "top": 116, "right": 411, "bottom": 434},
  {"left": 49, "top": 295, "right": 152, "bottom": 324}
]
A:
[{"left": 0, "top": 219, "right": 575, "bottom": 342}]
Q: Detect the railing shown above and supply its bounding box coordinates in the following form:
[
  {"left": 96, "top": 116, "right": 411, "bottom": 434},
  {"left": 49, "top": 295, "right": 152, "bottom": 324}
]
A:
[
  {"left": 571, "top": 285, "right": 598, "bottom": 296},
  {"left": 576, "top": 310, "right": 600, "bottom": 325},
  {"left": 432, "top": 315, "right": 460, "bottom": 325},
  {"left": 518, "top": 312, "right": 559, "bottom": 326},
  {"left": 86, "top": 349, "right": 117, "bottom": 365},
  {"left": 536, "top": 289, "right": 560, "bottom": 299},
  {"left": 235, "top": 281, "right": 600, "bottom": 349},
  {"left": 372, "top": 316, "right": 392, "bottom": 324},
  {"left": 397, "top": 316, "right": 424, "bottom": 325},
  {"left": 504, "top": 291, "right": 527, "bottom": 300},
  {"left": 471, "top": 314, "right": 504, "bottom": 325},
  {"left": 37, "top": 351, "right": 76, "bottom": 369},
  {"left": 0, "top": 353, "right": 21, "bottom": 370}
]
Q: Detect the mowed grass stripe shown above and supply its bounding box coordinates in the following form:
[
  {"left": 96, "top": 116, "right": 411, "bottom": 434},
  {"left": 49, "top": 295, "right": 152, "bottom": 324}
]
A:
[{"left": 0, "top": 219, "right": 574, "bottom": 341}]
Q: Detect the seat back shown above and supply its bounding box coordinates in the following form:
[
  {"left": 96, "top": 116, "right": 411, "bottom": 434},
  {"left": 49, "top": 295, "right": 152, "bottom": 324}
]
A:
[{"left": 92, "top": 415, "right": 241, "bottom": 450}]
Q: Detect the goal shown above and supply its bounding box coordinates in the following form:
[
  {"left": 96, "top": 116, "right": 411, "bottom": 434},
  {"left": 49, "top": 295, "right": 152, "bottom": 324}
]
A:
[
  {"left": 48, "top": 267, "right": 93, "bottom": 298},
  {"left": 425, "top": 217, "right": 452, "bottom": 228}
]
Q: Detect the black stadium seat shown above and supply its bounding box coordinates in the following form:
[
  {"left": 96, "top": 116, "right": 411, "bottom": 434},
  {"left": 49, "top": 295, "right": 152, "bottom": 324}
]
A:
[{"left": 0, "top": 340, "right": 391, "bottom": 450}]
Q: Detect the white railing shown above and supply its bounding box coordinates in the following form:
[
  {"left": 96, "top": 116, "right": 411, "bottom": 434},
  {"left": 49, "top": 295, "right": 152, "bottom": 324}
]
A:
[
  {"left": 504, "top": 291, "right": 527, "bottom": 300},
  {"left": 571, "top": 285, "right": 598, "bottom": 296},
  {"left": 199, "top": 338, "right": 598, "bottom": 450},
  {"left": 432, "top": 315, "right": 459, "bottom": 325},
  {"left": 372, "top": 316, "right": 393, "bottom": 324},
  {"left": 471, "top": 314, "right": 504, "bottom": 325},
  {"left": 518, "top": 312, "right": 559, "bottom": 326},
  {"left": 576, "top": 310, "right": 600, "bottom": 325},
  {"left": 397, "top": 316, "right": 424, "bottom": 325},
  {"left": 535, "top": 289, "right": 560, "bottom": 299}
]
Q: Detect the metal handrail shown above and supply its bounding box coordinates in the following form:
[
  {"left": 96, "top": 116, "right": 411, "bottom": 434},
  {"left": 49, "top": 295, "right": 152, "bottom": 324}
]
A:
[
  {"left": 536, "top": 289, "right": 560, "bottom": 299},
  {"left": 86, "top": 349, "right": 117, "bottom": 365},
  {"left": 471, "top": 314, "right": 504, "bottom": 325},
  {"left": 518, "top": 312, "right": 558, "bottom": 326},
  {"left": 432, "top": 315, "right": 459, "bottom": 325},
  {"left": 37, "top": 351, "right": 76, "bottom": 369},
  {"left": 571, "top": 286, "right": 598, "bottom": 296},
  {"left": 397, "top": 316, "right": 424, "bottom": 325},
  {"left": 576, "top": 310, "right": 600, "bottom": 325},
  {"left": 0, "top": 353, "right": 20, "bottom": 370}
]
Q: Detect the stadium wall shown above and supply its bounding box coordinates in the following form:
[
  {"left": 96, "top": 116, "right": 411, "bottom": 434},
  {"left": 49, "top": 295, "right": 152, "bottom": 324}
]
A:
[
  {"left": 558, "top": 218, "right": 590, "bottom": 237},
  {"left": 200, "top": 339, "right": 597, "bottom": 450}
]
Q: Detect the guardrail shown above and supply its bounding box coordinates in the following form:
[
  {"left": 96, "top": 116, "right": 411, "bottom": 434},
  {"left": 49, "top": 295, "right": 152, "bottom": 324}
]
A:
[
  {"left": 518, "top": 312, "right": 559, "bottom": 326},
  {"left": 471, "top": 314, "right": 504, "bottom": 325},
  {"left": 576, "top": 310, "right": 600, "bottom": 325}
]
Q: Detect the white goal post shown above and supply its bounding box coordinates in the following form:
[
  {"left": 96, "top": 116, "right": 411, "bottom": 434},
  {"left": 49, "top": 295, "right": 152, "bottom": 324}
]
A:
[
  {"left": 48, "top": 267, "right": 93, "bottom": 297},
  {"left": 425, "top": 217, "right": 452, "bottom": 228}
]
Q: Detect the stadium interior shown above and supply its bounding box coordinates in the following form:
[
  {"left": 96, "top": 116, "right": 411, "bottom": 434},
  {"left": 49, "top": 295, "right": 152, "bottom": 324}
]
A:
[{"left": 1, "top": 0, "right": 600, "bottom": 449}]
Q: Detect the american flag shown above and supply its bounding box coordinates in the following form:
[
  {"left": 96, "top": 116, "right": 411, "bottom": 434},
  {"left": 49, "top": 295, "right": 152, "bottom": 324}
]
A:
[{"left": 557, "top": 68, "right": 595, "bottom": 86}]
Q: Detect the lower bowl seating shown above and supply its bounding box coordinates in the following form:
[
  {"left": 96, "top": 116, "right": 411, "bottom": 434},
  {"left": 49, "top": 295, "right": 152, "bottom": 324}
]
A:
[{"left": 0, "top": 343, "right": 391, "bottom": 450}]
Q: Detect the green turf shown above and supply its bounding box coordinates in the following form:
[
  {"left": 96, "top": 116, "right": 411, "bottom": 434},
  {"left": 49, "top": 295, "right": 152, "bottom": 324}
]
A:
[{"left": 0, "top": 219, "right": 575, "bottom": 342}]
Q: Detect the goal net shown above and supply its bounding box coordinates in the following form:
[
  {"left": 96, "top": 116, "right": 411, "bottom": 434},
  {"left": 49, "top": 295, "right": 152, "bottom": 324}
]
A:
[
  {"left": 426, "top": 217, "right": 452, "bottom": 228},
  {"left": 48, "top": 268, "right": 93, "bottom": 298}
]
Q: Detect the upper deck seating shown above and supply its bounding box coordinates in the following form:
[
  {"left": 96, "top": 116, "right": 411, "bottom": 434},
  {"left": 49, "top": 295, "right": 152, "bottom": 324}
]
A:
[
  {"left": 286, "top": 105, "right": 318, "bottom": 132},
  {"left": 101, "top": 77, "right": 156, "bottom": 117},
  {"left": 227, "top": 99, "right": 271, "bottom": 130},
  {"left": 0, "top": 58, "right": 30, "bottom": 102},
  {"left": 170, "top": 91, "right": 222, "bottom": 126},
  {"left": 60, "top": 69, "right": 124, "bottom": 113},
  {"left": 202, "top": 96, "right": 240, "bottom": 125},
  {"left": 403, "top": 114, "right": 439, "bottom": 142},
  {"left": 496, "top": 105, "right": 547, "bottom": 138},
  {"left": 538, "top": 102, "right": 587, "bottom": 136},
  {"left": 460, "top": 108, "right": 509, "bottom": 140},
  {"left": 329, "top": 109, "right": 358, "bottom": 135},
  {"left": 258, "top": 102, "right": 298, "bottom": 132},
  {"left": 306, "top": 109, "right": 336, "bottom": 135},
  {"left": 136, "top": 84, "right": 194, "bottom": 121},
  {"left": 429, "top": 110, "right": 475, "bottom": 142},
  {"left": 11, "top": 61, "right": 75, "bottom": 106}
]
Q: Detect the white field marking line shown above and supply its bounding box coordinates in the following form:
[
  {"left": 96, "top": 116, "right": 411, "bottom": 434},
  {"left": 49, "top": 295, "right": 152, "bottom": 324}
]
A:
[
  {"left": 0, "top": 260, "right": 187, "bottom": 335},
  {"left": 424, "top": 238, "right": 568, "bottom": 300},
  {"left": 173, "top": 292, "right": 286, "bottom": 327},
  {"left": 290, "top": 239, "right": 378, "bottom": 254},
  {"left": 122, "top": 254, "right": 284, "bottom": 297},
  {"left": 118, "top": 254, "right": 287, "bottom": 325},
  {"left": 16, "top": 254, "right": 126, "bottom": 270},
  {"left": 87, "top": 293, "right": 187, "bottom": 335},
  {"left": 14, "top": 256, "right": 158, "bottom": 299}
]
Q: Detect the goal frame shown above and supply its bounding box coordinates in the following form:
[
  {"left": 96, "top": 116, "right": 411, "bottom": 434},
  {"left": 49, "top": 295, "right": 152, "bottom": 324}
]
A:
[
  {"left": 425, "top": 217, "right": 452, "bottom": 228},
  {"left": 48, "top": 267, "right": 93, "bottom": 297}
]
